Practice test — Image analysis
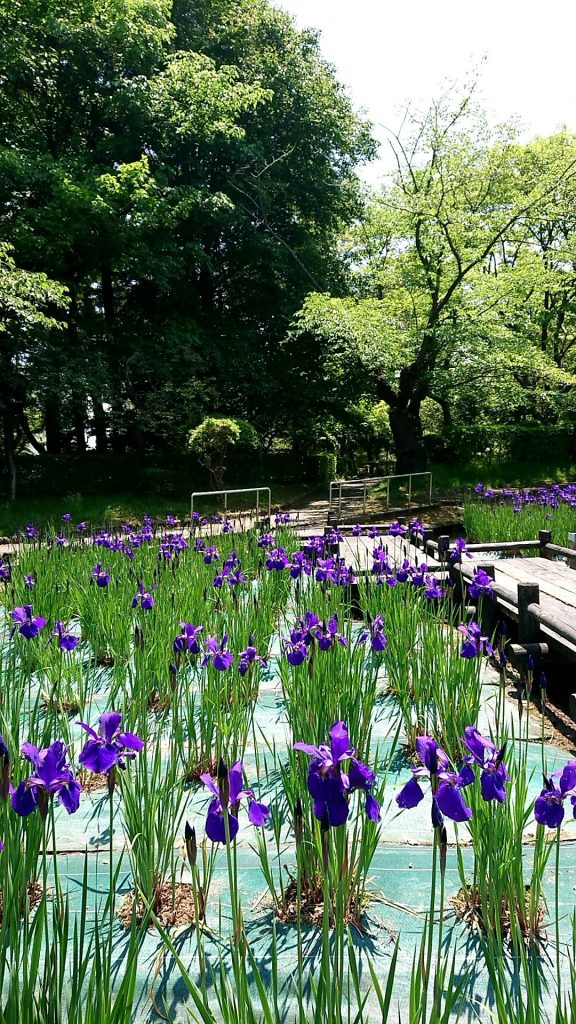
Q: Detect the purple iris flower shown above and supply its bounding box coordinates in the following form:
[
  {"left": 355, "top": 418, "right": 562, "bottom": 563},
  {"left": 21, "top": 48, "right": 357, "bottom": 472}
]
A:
[
  {"left": 424, "top": 575, "right": 444, "bottom": 600},
  {"left": 409, "top": 563, "right": 428, "bottom": 586},
  {"left": 238, "top": 639, "right": 267, "bottom": 676},
  {"left": 50, "top": 621, "right": 80, "bottom": 652},
  {"left": 203, "top": 546, "right": 219, "bottom": 565},
  {"left": 11, "top": 740, "right": 80, "bottom": 818},
  {"left": 373, "top": 546, "right": 393, "bottom": 576},
  {"left": 222, "top": 519, "right": 234, "bottom": 533},
  {"left": 200, "top": 759, "right": 269, "bottom": 843},
  {"left": 173, "top": 623, "right": 203, "bottom": 654},
  {"left": 352, "top": 523, "right": 363, "bottom": 537},
  {"left": 395, "top": 558, "right": 410, "bottom": 582},
  {"left": 298, "top": 611, "right": 320, "bottom": 636},
  {"left": 388, "top": 520, "right": 406, "bottom": 537},
  {"left": 61, "top": 513, "right": 72, "bottom": 522},
  {"left": 461, "top": 727, "right": 508, "bottom": 802},
  {"left": 275, "top": 512, "right": 291, "bottom": 524},
  {"left": 534, "top": 763, "right": 576, "bottom": 828},
  {"left": 314, "top": 614, "right": 348, "bottom": 651},
  {"left": 76, "top": 521, "right": 87, "bottom": 532},
  {"left": 458, "top": 621, "right": 493, "bottom": 658},
  {"left": 257, "top": 532, "right": 273, "bottom": 548},
  {"left": 165, "top": 514, "right": 177, "bottom": 526},
  {"left": 202, "top": 635, "right": 234, "bottom": 671},
  {"left": 91, "top": 563, "right": 110, "bottom": 587},
  {"left": 194, "top": 538, "right": 206, "bottom": 553},
  {"left": 0, "top": 560, "right": 10, "bottom": 583},
  {"left": 23, "top": 573, "right": 35, "bottom": 590},
  {"left": 334, "top": 563, "right": 356, "bottom": 586},
  {"left": 289, "top": 551, "right": 312, "bottom": 579},
  {"left": 227, "top": 568, "right": 247, "bottom": 587},
  {"left": 282, "top": 630, "right": 309, "bottom": 666},
  {"left": 25, "top": 524, "right": 38, "bottom": 540},
  {"left": 449, "top": 537, "right": 471, "bottom": 564},
  {"left": 294, "top": 721, "right": 380, "bottom": 827},
  {"left": 368, "top": 526, "right": 379, "bottom": 539},
  {"left": 266, "top": 547, "right": 290, "bottom": 571},
  {"left": 302, "top": 536, "right": 324, "bottom": 558},
  {"left": 78, "top": 712, "right": 144, "bottom": 775},
  {"left": 131, "top": 581, "right": 155, "bottom": 610},
  {"left": 396, "top": 735, "right": 474, "bottom": 822},
  {"left": 469, "top": 568, "right": 494, "bottom": 599},
  {"left": 410, "top": 519, "right": 424, "bottom": 540},
  {"left": 315, "top": 557, "right": 339, "bottom": 582},
  {"left": 357, "top": 614, "right": 388, "bottom": 653},
  {"left": 10, "top": 605, "right": 47, "bottom": 639}
]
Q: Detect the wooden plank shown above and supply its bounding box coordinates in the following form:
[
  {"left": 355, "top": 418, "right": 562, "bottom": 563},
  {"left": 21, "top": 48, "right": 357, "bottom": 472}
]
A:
[{"left": 461, "top": 557, "right": 576, "bottom": 610}]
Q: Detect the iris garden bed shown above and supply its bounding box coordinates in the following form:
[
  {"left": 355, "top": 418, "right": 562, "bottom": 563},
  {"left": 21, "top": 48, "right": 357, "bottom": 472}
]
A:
[
  {"left": 0, "top": 514, "right": 574, "bottom": 1022},
  {"left": 463, "top": 482, "right": 576, "bottom": 547}
]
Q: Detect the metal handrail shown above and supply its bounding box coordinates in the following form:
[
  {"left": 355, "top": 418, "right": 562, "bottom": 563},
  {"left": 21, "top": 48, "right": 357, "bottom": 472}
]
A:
[
  {"left": 329, "top": 471, "right": 432, "bottom": 518},
  {"left": 191, "top": 487, "right": 271, "bottom": 522}
]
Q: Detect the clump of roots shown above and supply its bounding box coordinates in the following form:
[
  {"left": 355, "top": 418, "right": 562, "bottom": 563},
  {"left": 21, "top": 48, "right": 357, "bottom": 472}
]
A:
[{"left": 453, "top": 884, "right": 546, "bottom": 942}]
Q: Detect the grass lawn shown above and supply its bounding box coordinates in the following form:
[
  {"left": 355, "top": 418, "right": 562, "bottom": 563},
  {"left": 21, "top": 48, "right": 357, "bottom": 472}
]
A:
[{"left": 0, "top": 483, "right": 321, "bottom": 536}]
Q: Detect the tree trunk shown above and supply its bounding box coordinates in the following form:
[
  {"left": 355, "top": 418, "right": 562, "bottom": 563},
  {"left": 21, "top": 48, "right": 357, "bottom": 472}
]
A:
[
  {"left": 438, "top": 397, "right": 453, "bottom": 428},
  {"left": 72, "top": 401, "right": 86, "bottom": 452},
  {"left": 92, "top": 398, "right": 107, "bottom": 452},
  {"left": 2, "top": 410, "right": 17, "bottom": 501},
  {"left": 45, "top": 395, "right": 62, "bottom": 454},
  {"left": 388, "top": 402, "right": 427, "bottom": 474}
]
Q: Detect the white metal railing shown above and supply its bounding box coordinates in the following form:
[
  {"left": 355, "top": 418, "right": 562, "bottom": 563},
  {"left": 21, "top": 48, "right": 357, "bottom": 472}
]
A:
[
  {"left": 329, "top": 472, "right": 432, "bottom": 519},
  {"left": 190, "top": 487, "right": 271, "bottom": 523}
]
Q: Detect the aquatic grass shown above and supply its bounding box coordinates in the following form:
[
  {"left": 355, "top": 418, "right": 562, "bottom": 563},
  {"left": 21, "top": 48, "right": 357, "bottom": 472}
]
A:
[
  {"left": 258, "top": 722, "right": 387, "bottom": 927},
  {"left": 2, "top": 506, "right": 576, "bottom": 1021},
  {"left": 119, "top": 722, "right": 188, "bottom": 917},
  {"left": 464, "top": 484, "right": 576, "bottom": 546}
]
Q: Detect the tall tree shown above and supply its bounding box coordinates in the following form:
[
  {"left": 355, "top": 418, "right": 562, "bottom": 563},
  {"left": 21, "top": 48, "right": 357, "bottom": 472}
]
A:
[
  {"left": 296, "top": 92, "right": 576, "bottom": 471},
  {"left": 0, "top": 243, "right": 67, "bottom": 494},
  {"left": 0, "top": 0, "right": 374, "bottom": 459}
]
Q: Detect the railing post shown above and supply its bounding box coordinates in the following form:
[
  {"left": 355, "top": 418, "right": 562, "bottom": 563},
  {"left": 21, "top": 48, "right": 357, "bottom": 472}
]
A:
[
  {"left": 438, "top": 535, "right": 450, "bottom": 564},
  {"left": 475, "top": 563, "right": 496, "bottom": 631},
  {"left": 517, "top": 582, "right": 540, "bottom": 643},
  {"left": 567, "top": 532, "right": 576, "bottom": 570},
  {"left": 408, "top": 474, "right": 412, "bottom": 506},
  {"left": 363, "top": 481, "right": 367, "bottom": 514},
  {"left": 386, "top": 478, "right": 390, "bottom": 509},
  {"left": 256, "top": 490, "right": 260, "bottom": 523},
  {"left": 539, "top": 529, "right": 552, "bottom": 558},
  {"left": 429, "top": 472, "right": 432, "bottom": 504},
  {"left": 338, "top": 483, "right": 342, "bottom": 520}
]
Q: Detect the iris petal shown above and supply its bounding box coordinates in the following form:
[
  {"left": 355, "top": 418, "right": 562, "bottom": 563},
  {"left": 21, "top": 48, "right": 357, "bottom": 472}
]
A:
[
  {"left": 436, "top": 782, "right": 472, "bottom": 822},
  {"left": 11, "top": 781, "right": 38, "bottom": 817},
  {"left": 248, "top": 800, "right": 269, "bottom": 826},
  {"left": 396, "top": 777, "right": 424, "bottom": 809}
]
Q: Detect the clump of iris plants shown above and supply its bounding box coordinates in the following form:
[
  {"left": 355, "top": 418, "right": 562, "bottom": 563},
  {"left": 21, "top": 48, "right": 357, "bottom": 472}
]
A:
[
  {"left": 395, "top": 726, "right": 552, "bottom": 943},
  {"left": 265, "top": 722, "right": 381, "bottom": 927}
]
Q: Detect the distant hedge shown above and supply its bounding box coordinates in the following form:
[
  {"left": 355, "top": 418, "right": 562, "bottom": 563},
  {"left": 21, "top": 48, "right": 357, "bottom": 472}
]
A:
[
  {"left": 425, "top": 424, "right": 576, "bottom": 465},
  {"left": 0, "top": 451, "right": 337, "bottom": 500}
]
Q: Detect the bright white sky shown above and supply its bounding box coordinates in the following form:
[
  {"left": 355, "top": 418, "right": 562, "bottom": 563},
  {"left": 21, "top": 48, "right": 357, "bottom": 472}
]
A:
[{"left": 273, "top": 0, "right": 576, "bottom": 185}]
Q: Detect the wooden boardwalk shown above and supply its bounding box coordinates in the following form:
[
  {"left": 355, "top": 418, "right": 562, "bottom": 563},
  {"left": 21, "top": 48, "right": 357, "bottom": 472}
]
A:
[
  {"left": 328, "top": 525, "right": 576, "bottom": 667},
  {"left": 455, "top": 552, "right": 576, "bottom": 659}
]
